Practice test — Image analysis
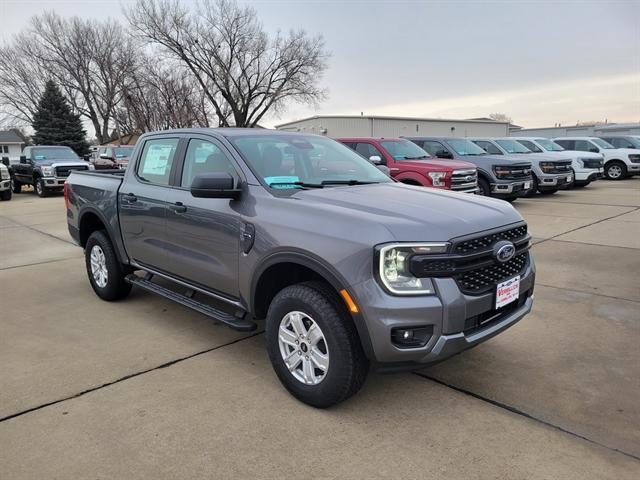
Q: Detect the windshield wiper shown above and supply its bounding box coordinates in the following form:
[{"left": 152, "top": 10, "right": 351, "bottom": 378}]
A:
[
  {"left": 268, "top": 181, "right": 324, "bottom": 189},
  {"left": 321, "top": 180, "right": 379, "bottom": 186},
  {"left": 402, "top": 155, "right": 429, "bottom": 160}
]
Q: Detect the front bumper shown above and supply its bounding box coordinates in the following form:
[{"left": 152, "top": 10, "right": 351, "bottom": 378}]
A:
[
  {"left": 0, "top": 179, "right": 10, "bottom": 191},
  {"left": 538, "top": 172, "right": 573, "bottom": 189},
  {"left": 574, "top": 168, "right": 603, "bottom": 182},
  {"left": 490, "top": 179, "right": 532, "bottom": 196},
  {"left": 628, "top": 163, "right": 640, "bottom": 174},
  {"left": 350, "top": 253, "right": 535, "bottom": 366},
  {"left": 41, "top": 177, "right": 67, "bottom": 188}
]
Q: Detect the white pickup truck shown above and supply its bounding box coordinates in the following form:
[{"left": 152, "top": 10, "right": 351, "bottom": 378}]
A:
[
  {"left": 511, "top": 137, "right": 603, "bottom": 187},
  {"left": 0, "top": 160, "right": 12, "bottom": 200},
  {"left": 553, "top": 137, "right": 640, "bottom": 180}
]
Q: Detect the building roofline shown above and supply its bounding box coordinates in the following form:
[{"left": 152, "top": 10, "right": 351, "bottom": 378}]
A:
[{"left": 275, "top": 114, "right": 510, "bottom": 128}]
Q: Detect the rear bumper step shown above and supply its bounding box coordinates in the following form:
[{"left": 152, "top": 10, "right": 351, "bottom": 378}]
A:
[{"left": 125, "top": 274, "right": 257, "bottom": 332}]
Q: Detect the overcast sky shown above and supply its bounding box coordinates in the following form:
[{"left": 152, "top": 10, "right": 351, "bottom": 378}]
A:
[{"left": 1, "top": 0, "right": 639, "bottom": 128}]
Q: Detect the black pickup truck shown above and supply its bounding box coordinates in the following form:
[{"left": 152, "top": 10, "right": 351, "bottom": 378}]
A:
[
  {"left": 12, "top": 146, "right": 93, "bottom": 197},
  {"left": 65, "top": 128, "right": 535, "bottom": 407}
]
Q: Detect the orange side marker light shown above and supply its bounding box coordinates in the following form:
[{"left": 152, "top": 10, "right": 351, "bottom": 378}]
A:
[{"left": 340, "top": 289, "right": 359, "bottom": 314}]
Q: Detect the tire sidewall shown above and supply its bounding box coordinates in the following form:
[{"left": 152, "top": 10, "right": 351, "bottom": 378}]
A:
[
  {"left": 85, "top": 231, "right": 130, "bottom": 301},
  {"left": 35, "top": 178, "right": 46, "bottom": 197},
  {"left": 605, "top": 161, "right": 626, "bottom": 180},
  {"left": 477, "top": 177, "right": 490, "bottom": 197},
  {"left": 266, "top": 285, "right": 361, "bottom": 407}
]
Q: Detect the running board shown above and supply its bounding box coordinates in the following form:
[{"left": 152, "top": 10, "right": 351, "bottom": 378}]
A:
[{"left": 125, "top": 274, "right": 257, "bottom": 332}]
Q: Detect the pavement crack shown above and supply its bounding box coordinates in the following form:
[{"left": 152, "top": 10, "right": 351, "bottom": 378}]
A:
[
  {"left": 0, "top": 331, "right": 264, "bottom": 424},
  {"left": 413, "top": 371, "right": 640, "bottom": 462},
  {"left": 535, "top": 282, "right": 640, "bottom": 304},
  {"left": 533, "top": 206, "right": 640, "bottom": 246}
]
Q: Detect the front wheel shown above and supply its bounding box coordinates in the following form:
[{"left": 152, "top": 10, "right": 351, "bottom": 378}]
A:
[
  {"left": 477, "top": 177, "right": 491, "bottom": 197},
  {"left": 539, "top": 189, "right": 558, "bottom": 195},
  {"left": 266, "top": 282, "right": 369, "bottom": 408},
  {"left": 85, "top": 230, "right": 132, "bottom": 301},
  {"left": 604, "top": 161, "right": 627, "bottom": 180},
  {"left": 35, "top": 178, "right": 49, "bottom": 197},
  {"left": 0, "top": 189, "right": 11, "bottom": 201},
  {"left": 11, "top": 178, "right": 22, "bottom": 193}
]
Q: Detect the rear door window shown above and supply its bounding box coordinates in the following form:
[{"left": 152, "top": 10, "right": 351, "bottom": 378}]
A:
[
  {"left": 555, "top": 139, "right": 575, "bottom": 150},
  {"left": 137, "top": 138, "right": 180, "bottom": 186}
]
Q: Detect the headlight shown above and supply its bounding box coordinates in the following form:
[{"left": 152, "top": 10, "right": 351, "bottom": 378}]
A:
[
  {"left": 41, "top": 166, "right": 54, "bottom": 177},
  {"left": 427, "top": 171, "right": 447, "bottom": 187},
  {"left": 539, "top": 162, "right": 555, "bottom": 173},
  {"left": 629, "top": 154, "right": 640, "bottom": 163},
  {"left": 492, "top": 166, "right": 511, "bottom": 178},
  {"left": 377, "top": 243, "right": 448, "bottom": 295}
]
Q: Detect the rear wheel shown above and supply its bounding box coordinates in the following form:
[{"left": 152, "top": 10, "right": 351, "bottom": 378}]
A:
[
  {"left": 266, "top": 281, "right": 369, "bottom": 408},
  {"left": 604, "top": 161, "right": 627, "bottom": 180},
  {"left": 85, "top": 230, "right": 132, "bottom": 301}
]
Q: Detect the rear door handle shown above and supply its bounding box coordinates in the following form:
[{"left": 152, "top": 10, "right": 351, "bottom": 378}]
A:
[
  {"left": 122, "top": 193, "right": 137, "bottom": 203},
  {"left": 169, "top": 202, "right": 187, "bottom": 214}
]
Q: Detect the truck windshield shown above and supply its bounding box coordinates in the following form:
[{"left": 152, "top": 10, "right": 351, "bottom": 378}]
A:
[
  {"left": 32, "top": 147, "right": 79, "bottom": 161},
  {"left": 535, "top": 139, "right": 564, "bottom": 151},
  {"left": 230, "top": 134, "right": 392, "bottom": 189},
  {"left": 380, "top": 140, "right": 431, "bottom": 160},
  {"left": 591, "top": 138, "right": 615, "bottom": 149},
  {"left": 114, "top": 147, "right": 134, "bottom": 158},
  {"left": 447, "top": 139, "right": 487, "bottom": 156},
  {"left": 495, "top": 140, "right": 531, "bottom": 154}
]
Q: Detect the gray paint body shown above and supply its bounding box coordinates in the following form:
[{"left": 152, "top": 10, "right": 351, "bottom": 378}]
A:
[{"left": 66, "top": 128, "right": 535, "bottom": 366}]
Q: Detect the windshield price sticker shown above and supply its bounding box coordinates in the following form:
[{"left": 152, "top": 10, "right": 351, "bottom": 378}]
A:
[{"left": 496, "top": 275, "right": 520, "bottom": 309}]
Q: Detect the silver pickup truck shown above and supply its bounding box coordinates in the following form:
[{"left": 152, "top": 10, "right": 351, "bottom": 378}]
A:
[{"left": 65, "top": 128, "right": 535, "bottom": 407}]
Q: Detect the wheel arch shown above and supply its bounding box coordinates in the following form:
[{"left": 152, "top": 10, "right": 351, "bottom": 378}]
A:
[
  {"left": 78, "top": 207, "right": 126, "bottom": 264},
  {"left": 250, "top": 251, "right": 375, "bottom": 359}
]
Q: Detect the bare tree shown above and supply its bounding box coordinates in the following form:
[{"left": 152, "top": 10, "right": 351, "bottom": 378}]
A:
[
  {"left": 28, "top": 13, "right": 138, "bottom": 143},
  {"left": 127, "top": 0, "right": 329, "bottom": 127},
  {"left": 488, "top": 113, "right": 513, "bottom": 124},
  {"left": 115, "top": 58, "right": 210, "bottom": 133}
]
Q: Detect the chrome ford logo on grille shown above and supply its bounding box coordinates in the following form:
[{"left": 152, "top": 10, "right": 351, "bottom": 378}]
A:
[{"left": 494, "top": 240, "right": 516, "bottom": 263}]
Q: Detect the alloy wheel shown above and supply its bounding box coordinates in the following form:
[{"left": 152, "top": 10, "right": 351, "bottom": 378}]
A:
[
  {"left": 278, "top": 311, "right": 329, "bottom": 385},
  {"left": 90, "top": 245, "right": 109, "bottom": 288}
]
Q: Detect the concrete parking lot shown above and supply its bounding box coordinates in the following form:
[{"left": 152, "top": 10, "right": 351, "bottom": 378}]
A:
[{"left": 1, "top": 180, "right": 639, "bottom": 479}]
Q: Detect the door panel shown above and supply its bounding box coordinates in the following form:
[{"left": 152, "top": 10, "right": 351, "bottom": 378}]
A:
[
  {"left": 119, "top": 137, "right": 181, "bottom": 271},
  {"left": 164, "top": 137, "right": 241, "bottom": 297}
]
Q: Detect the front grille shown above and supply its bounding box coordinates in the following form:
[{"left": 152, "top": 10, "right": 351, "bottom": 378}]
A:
[
  {"left": 456, "top": 252, "right": 528, "bottom": 294},
  {"left": 495, "top": 164, "right": 532, "bottom": 180},
  {"left": 450, "top": 169, "right": 478, "bottom": 192},
  {"left": 408, "top": 223, "right": 530, "bottom": 296},
  {"left": 583, "top": 159, "right": 603, "bottom": 169},
  {"left": 463, "top": 292, "right": 530, "bottom": 334},
  {"left": 55, "top": 165, "right": 88, "bottom": 177},
  {"left": 549, "top": 161, "right": 572, "bottom": 174},
  {"left": 453, "top": 225, "right": 527, "bottom": 254}
]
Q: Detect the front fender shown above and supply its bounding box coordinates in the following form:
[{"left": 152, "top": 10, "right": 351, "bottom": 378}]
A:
[{"left": 394, "top": 171, "right": 431, "bottom": 186}]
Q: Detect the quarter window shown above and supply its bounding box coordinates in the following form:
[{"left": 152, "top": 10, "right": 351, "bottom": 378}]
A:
[
  {"left": 181, "top": 139, "right": 237, "bottom": 188},
  {"left": 137, "top": 138, "right": 179, "bottom": 186}
]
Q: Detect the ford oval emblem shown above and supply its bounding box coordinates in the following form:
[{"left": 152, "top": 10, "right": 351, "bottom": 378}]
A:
[{"left": 494, "top": 240, "right": 516, "bottom": 263}]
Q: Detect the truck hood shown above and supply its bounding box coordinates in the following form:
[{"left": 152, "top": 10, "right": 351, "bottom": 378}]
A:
[
  {"left": 458, "top": 154, "right": 532, "bottom": 167},
  {"left": 397, "top": 158, "right": 476, "bottom": 171},
  {"left": 500, "top": 152, "right": 573, "bottom": 164},
  {"left": 36, "top": 160, "right": 89, "bottom": 167},
  {"left": 292, "top": 182, "right": 523, "bottom": 241}
]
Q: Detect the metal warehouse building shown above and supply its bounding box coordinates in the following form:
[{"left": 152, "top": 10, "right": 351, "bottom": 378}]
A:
[
  {"left": 275, "top": 115, "right": 510, "bottom": 138},
  {"left": 511, "top": 122, "right": 640, "bottom": 138}
]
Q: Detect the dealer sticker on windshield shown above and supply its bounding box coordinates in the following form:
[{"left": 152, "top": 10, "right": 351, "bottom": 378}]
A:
[{"left": 496, "top": 275, "right": 520, "bottom": 309}]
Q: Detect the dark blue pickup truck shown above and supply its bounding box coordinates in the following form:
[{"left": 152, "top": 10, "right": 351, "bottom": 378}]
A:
[{"left": 66, "top": 128, "right": 535, "bottom": 407}]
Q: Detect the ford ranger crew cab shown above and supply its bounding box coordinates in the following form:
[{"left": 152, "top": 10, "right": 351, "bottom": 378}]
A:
[
  {"left": 406, "top": 137, "right": 533, "bottom": 201},
  {"left": 471, "top": 138, "right": 573, "bottom": 195},
  {"left": 511, "top": 137, "right": 603, "bottom": 187},
  {"left": 337, "top": 137, "right": 479, "bottom": 193},
  {"left": 66, "top": 128, "right": 535, "bottom": 408}
]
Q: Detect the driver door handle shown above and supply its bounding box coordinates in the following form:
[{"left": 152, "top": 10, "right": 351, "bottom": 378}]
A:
[
  {"left": 169, "top": 202, "right": 187, "bottom": 214},
  {"left": 122, "top": 193, "right": 137, "bottom": 203}
]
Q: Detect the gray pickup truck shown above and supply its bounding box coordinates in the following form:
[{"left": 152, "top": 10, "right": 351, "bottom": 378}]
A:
[
  {"left": 66, "top": 128, "right": 535, "bottom": 407},
  {"left": 406, "top": 137, "right": 533, "bottom": 201}
]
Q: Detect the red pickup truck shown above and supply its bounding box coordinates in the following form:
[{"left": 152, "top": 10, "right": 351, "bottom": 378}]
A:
[{"left": 337, "top": 137, "right": 478, "bottom": 193}]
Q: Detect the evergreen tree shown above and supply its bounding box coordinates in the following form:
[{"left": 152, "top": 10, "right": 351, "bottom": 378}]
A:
[{"left": 32, "top": 80, "right": 89, "bottom": 156}]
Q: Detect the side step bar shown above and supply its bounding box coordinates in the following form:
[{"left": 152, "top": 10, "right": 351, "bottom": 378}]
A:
[{"left": 125, "top": 274, "right": 257, "bottom": 332}]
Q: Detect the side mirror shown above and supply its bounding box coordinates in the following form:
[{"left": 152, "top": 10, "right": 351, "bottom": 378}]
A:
[
  {"left": 589, "top": 147, "right": 599, "bottom": 153},
  {"left": 19, "top": 155, "right": 27, "bottom": 164},
  {"left": 99, "top": 153, "right": 111, "bottom": 159},
  {"left": 437, "top": 150, "right": 453, "bottom": 159},
  {"left": 369, "top": 155, "right": 384, "bottom": 165},
  {"left": 190, "top": 172, "right": 241, "bottom": 199}
]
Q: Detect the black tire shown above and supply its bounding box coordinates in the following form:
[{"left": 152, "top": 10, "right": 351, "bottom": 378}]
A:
[
  {"left": 539, "top": 189, "right": 558, "bottom": 195},
  {"left": 503, "top": 196, "right": 518, "bottom": 203},
  {"left": 85, "top": 230, "right": 132, "bottom": 301},
  {"left": 34, "top": 178, "right": 49, "bottom": 197},
  {"left": 477, "top": 177, "right": 491, "bottom": 197},
  {"left": 0, "top": 188, "right": 11, "bottom": 201},
  {"left": 604, "top": 161, "right": 627, "bottom": 180},
  {"left": 11, "top": 178, "right": 21, "bottom": 193},
  {"left": 266, "top": 281, "right": 369, "bottom": 408},
  {"left": 573, "top": 181, "right": 589, "bottom": 188}
]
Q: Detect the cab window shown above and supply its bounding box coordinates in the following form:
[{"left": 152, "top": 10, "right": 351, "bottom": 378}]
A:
[
  {"left": 181, "top": 139, "right": 238, "bottom": 188},
  {"left": 473, "top": 141, "right": 502, "bottom": 155},
  {"left": 137, "top": 138, "right": 179, "bottom": 186}
]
